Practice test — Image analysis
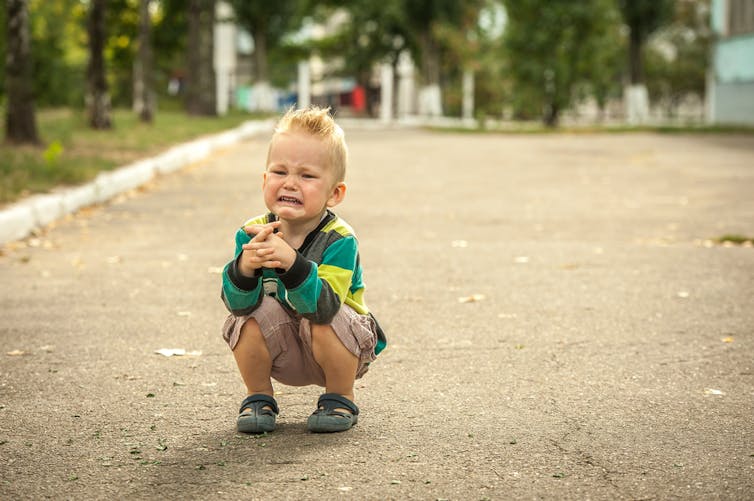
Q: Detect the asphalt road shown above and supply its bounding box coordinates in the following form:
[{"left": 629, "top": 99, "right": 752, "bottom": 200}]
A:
[{"left": 1, "top": 127, "right": 753, "bottom": 500}]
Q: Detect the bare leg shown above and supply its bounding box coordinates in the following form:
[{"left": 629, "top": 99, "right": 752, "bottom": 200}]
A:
[
  {"left": 310, "top": 323, "right": 358, "bottom": 405},
  {"left": 233, "top": 319, "right": 274, "bottom": 402}
]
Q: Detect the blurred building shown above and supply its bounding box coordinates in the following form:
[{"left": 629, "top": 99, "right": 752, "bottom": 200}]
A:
[{"left": 708, "top": 0, "right": 754, "bottom": 124}]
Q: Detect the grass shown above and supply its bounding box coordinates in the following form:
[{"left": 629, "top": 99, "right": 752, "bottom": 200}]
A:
[
  {"left": 0, "top": 107, "right": 271, "bottom": 205},
  {"left": 428, "top": 122, "right": 754, "bottom": 135},
  {"left": 715, "top": 234, "right": 753, "bottom": 245}
]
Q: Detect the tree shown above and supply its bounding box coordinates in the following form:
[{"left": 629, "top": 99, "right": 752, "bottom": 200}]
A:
[
  {"left": 4, "top": 0, "right": 40, "bottom": 144},
  {"left": 229, "top": 0, "right": 301, "bottom": 112},
  {"left": 644, "top": 0, "right": 711, "bottom": 118},
  {"left": 617, "top": 0, "right": 674, "bottom": 123},
  {"left": 29, "top": 0, "right": 85, "bottom": 107},
  {"left": 618, "top": 0, "right": 675, "bottom": 85},
  {"left": 134, "top": 0, "right": 154, "bottom": 122},
  {"left": 402, "top": 0, "right": 469, "bottom": 117},
  {"left": 185, "top": 0, "right": 216, "bottom": 115},
  {"left": 503, "top": 0, "right": 618, "bottom": 127},
  {"left": 87, "top": 0, "right": 112, "bottom": 129},
  {"left": 432, "top": 1, "right": 498, "bottom": 117},
  {"left": 309, "top": 0, "right": 408, "bottom": 115}
]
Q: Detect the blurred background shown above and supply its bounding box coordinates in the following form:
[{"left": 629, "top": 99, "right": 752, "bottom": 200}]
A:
[{"left": 1, "top": 0, "right": 753, "bottom": 203}]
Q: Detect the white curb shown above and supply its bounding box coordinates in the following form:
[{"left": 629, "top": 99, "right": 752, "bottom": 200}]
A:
[{"left": 0, "top": 119, "right": 274, "bottom": 245}]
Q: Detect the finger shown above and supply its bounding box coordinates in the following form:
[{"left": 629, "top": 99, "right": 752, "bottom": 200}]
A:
[
  {"left": 242, "top": 224, "right": 264, "bottom": 235},
  {"left": 244, "top": 242, "right": 273, "bottom": 252},
  {"left": 251, "top": 226, "right": 274, "bottom": 241},
  {"left": 243, "top": 220, "right": 280, "bottom": 235}
]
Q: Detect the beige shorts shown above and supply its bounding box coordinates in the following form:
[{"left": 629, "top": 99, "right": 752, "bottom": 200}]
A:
[{"left": 222, "top": 296, "right": 378, "bottom": 387}]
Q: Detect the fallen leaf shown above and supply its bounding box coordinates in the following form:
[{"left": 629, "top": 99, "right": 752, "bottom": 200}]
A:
[
  {"left": 458, "top": 294, "right": 485, "bottom": 303},
  {"left": 154, "top": 348, "right": 202, "bottom": 357},
  {"left": 721, "top": 336, "right": 734, "bottom": 343}
]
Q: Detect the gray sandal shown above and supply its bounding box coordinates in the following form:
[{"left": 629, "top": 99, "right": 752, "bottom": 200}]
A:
[
  {"left": 237, "top": 394, "right": 278, "bottom": 434},
  {"left": 307, "top": 393, "right": 359, "bottom": 433}
]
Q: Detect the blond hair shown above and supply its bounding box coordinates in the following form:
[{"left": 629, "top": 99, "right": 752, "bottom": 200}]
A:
[{"left": 269, "top": 106, "right": 348, "bottom": 183}]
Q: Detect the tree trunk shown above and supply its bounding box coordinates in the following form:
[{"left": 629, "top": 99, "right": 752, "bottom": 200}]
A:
[
  {"left": 252, "top": 27, "right": 268, "bottom": 83},
  {"left": 543, "top": 101, "right": 560, "bottom": 128},
  {"left": 628, "top": 30, "right": 643, "bottom": 85},
  {"left": 134, "top": 0, "right": 153, "bottom": 123},
  {"left": 185, "top": 0, "right": 216, "bottom": 116},
  {"left": 4, "top": 0, "right": 40, "bottom": 145},
  {"left": 87, "top": 0, "right": 112, "bottom": 129},
  {"left": 418, "top": 30, "right": 440, "bottom": 87},
  {"left": 417, "top": 29, "right": 442, "bottom": 117}
]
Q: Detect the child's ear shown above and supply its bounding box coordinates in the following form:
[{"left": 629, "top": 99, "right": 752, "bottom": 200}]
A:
[{"left": 327, "top": 182, "right": 347, "bottom": 207}]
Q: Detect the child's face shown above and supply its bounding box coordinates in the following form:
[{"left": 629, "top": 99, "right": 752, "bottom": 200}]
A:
[{"left": 263, "top": 130, "right": 345, "bottom": 225}]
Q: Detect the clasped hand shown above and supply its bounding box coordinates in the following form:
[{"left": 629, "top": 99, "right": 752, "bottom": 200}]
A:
[{"left": 238, "top": 221, "right": 296, "bottom": 276}]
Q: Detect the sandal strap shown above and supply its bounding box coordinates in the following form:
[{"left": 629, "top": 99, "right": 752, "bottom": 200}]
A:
[
  {"left": 239, "top": 394, "right": 279, "bottom": 415},
  {"left": 316, "top": 393, "right": 359, "bottom": 416}
]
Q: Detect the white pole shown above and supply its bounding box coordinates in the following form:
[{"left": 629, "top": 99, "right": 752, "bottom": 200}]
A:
[
  {"left": 380, "top": 63, "right": 394, "bottom": 123},
  {"left": 213, "top": 1, "right": 235, "bottom": 115},
  {"left": 297, "top": 61, "right": 311, "bottom": 109},
  {"left": 462, "top": 70, "right": 474, "bottom": 121},
  {"left": 463, "top": 70, "right": 474, "bottom": 120}
]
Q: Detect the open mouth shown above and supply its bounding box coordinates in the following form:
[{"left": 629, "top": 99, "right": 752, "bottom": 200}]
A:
[{"left": 278, "top": 196, "right": 302, "bottom": 205}]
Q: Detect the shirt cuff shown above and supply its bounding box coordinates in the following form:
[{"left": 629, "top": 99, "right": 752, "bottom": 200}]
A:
[
  {"left": 278, "top": 252, "right": 312, "bottom": 289},
  {"left": 227, "top": 254, "right": 260, "bottom": 291}
]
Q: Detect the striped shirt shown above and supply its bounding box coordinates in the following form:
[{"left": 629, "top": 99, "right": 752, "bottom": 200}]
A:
[{"left": 221, "top": 210, "right": 385, "bottom": 355}]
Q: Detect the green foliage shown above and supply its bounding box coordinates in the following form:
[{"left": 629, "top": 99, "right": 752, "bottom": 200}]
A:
[
  {"left": 434, "top": 1, "right": 506, "bottom": 116},
  {"left": 617, "top": 0, "right": 675, "bottom": 83},
  {"left": 617, "top": 0, "right": 675, "bottom": 41},
  {"left": 29, "top": 0, "right": 87, "bottom": 106},
  {"left": 42, "top": 140, "right": 64, "bottom": 165},
  {"left": 230, "top": 0, "right": 302, "bottom": 84},
  {"left": 104, "top": 0, "right": 140, "bottom": 107},
  {"left": 644, "top": 0, "right": 711, "bottom": 114},
  {"left": 502, "top": 0, "right": 622, "bottom": 126},
  {"left": 310, "top": 0, "right": 410, "bottom": 84},
  {"left": 152, "top": 0, "right": 189, "bottom": 94},
  {"left": 0, "top": 6, "right": 5, "bottom": 100},
  {"left": 1, "top": 0, "right": 190, "bottom": 110}
]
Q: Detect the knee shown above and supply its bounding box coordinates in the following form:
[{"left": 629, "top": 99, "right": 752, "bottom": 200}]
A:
[
  {"left": 235, "top": 318, "right": 266, "bottom": 351},
  {"left": 310, "top": 323, "right": 335, "bottom": 342}
]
